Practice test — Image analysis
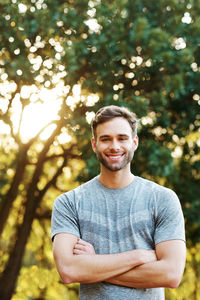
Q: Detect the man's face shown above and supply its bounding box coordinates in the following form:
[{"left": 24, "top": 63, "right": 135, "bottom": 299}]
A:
[{"left": 91, "top": 117, "right": 138, "bottom": 172}]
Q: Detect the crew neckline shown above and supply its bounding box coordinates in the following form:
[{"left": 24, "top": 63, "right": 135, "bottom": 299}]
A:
[{"left": 95, "top": 175, "right": 139, "bottom": 192}]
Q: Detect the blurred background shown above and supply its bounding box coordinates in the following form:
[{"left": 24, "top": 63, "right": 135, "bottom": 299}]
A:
[{"left": 0, "top": 0, "right": 200, "bottom": 299}]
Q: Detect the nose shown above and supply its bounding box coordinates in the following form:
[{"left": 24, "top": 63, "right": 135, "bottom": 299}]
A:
[{"left": 109, "top": 139, "right": 120, "bottom": 151}]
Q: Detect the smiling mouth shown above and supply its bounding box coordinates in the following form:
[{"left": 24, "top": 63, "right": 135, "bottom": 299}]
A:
[{"left": 105, "top": 154, "right": 124, "bottom": 161}]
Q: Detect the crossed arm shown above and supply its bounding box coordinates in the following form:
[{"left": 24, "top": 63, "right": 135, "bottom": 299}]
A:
[
  {"left": 105, "top": 240, "right": 186, "bottom": 288},
  {"left": 53, "top": 233, "right": 186, "bottom": 288}
]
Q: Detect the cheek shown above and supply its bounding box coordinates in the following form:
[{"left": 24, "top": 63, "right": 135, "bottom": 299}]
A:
[
  {"left": 98, "top": 145, "right": 107, "bottom": 153},
  {"left": 126, "top": 144, "right": 135, "bottom": 153},
  {"left": 96, "top": 141, "right": 107, "bottom": 149},
  {"left": 94, "top": 143, "right": 102, "bottom": 154},
  {"left": 123, "top": 142, "right": 132, "bottom": 149}
]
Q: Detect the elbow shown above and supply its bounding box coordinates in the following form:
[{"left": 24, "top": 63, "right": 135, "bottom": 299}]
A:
[
  {"left": 167, "top": 278, "right": 181, "bottom": 289},
  {"left": 165, "top": 272, "right": 183, "bottom": 288},
  {"left": 59, "top": 266, "right": 79, "bottom": 284},
  {"left": 61, "top": 268, "right": 91, "bottom": 284},
  {"left": 62, "top": 276, "right": 74, "bottom": 285},
  {"left": 62, "top": 275, "right": 76, "bottom": 285}
]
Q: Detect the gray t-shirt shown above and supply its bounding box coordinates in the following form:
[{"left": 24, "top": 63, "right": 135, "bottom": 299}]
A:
[{"left": 51, "top": 176, "right": 185, "bottom": 300}]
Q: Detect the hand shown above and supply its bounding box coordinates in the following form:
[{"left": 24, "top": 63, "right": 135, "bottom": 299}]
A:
[
  {"left": 135, "top": 249, "right": 157, "bottom": 264},
  {"left": 73, "top": 238, "right": 95, "bottom": 255}
]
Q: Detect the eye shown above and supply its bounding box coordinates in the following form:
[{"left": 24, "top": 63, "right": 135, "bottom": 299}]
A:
[{"left": 119, "top": 137, "right": 128, "bottom": 141}]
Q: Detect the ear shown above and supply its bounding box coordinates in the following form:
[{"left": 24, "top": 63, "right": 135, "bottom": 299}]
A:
[
  {"left": 133, "top": 135, "right": 139, "bottom": 151},
  {"left": 91, "top": 137, "right": 97, "bottom": 153}
]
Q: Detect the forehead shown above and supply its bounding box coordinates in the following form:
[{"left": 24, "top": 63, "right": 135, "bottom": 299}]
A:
[{"left": 95, "top": 117, "right": 132, "bottom": 138}]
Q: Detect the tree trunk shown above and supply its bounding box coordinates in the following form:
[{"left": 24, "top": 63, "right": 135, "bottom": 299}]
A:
[
  {"left": 0, "top": 123, "right": 65, "bottom": 299},
  {"left": 0, "top": 150, "right": 47, "bottom": 299},
  {"left": 0, "top": 192, "right": 41, "bottom": 299},
  {"left": 0, "top": 145, "right": 28, "bottom": 236},
  {"left": 0, "top": 153, "right": 68, "bottom": 299}
]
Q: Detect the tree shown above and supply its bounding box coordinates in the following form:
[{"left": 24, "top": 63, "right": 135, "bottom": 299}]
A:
[
  {"left": 0, "top": 0, "right": 200, "bottom": 299},
  {"left": 0, "top": 1, "right": 91, "bottom": 299}
]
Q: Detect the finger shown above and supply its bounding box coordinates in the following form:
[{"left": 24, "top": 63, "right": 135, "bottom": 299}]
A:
[
  {"left": 77, "top": 239, "right": 93, "bottom": 247},
  {"left": 74, "top": 244, "right": 86, "bottom": 251},
  {"left": 73, "top": 249, "right": 86, "bottom": 255},
  {"left": 77, "top": 239, "right": 89, "bottom": 246}
]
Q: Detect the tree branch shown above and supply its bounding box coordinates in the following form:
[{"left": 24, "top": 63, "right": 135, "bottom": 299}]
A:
[
  {"left": 26, "top": 120, "right": 59, "bottom": 148},
  {"left": 34, "top": 151, "right": 69, "bottom": 211}
]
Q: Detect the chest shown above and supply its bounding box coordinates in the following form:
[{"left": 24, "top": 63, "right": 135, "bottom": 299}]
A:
[{"left": 77, "top": 191, "right": 156, "bottom": 253}]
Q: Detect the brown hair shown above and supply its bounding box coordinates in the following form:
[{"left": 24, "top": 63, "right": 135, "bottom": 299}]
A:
[{"left": 91, "top": 105, "right": 138, "bottom": 138}]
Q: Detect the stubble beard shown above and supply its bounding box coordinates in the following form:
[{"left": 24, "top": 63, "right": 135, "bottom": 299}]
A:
[{"left": 95, "top": 149, "right": 134, "bottom": 172}]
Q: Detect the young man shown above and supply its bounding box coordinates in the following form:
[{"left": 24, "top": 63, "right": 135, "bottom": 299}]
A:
[{"left": 51, "top": 105, "right": 186, "bottom": 300}]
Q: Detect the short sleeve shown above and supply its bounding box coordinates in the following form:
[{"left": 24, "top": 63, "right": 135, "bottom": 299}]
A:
[
  {"left": 154, "top": 188, "right": 185, "bottom": 245},
  {"left": 51, "top": 192, "right": 80, "bottom": 241}
]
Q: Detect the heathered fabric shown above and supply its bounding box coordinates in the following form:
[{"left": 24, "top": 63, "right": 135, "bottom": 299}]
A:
[{"left": 51, "top": 176, "right": 185, "bottom": 300}]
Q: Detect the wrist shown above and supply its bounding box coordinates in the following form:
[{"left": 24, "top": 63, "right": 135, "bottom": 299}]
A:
[
  {"left": 120, "top": 250, "right": 144, "bottom": 269},
  {"left": 130, "top": 249, "right": 157, "bottom": 267},
  {"left": 131, "top": 249, "right": 145, "bottom": 267}
]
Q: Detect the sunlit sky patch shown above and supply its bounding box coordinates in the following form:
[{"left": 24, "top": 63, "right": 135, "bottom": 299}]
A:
[
  {"left": 11, "top": 90, "right": 62, "bottom": 143},
  {"left": 182, "top": 12, "right": 192, "bottom": 24},
  {"left": 0, "top": 79, "right": 100, "bottom": 144},
  {"left": 84, "top": 19, "right": 102, "bottom": 33}
]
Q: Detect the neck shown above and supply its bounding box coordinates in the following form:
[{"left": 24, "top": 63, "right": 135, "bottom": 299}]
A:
[{"left": 98, "top": 165, "right": 135, "bottom": 189}]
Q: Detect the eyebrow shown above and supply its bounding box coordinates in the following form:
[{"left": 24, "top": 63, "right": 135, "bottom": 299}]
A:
[{"left": 99, "top": 134, "right": 130, "bottom": 139}]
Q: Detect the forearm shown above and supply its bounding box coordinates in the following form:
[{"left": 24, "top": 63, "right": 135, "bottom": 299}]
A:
[
  {"left": 107, "top": 258, "right": 184, "bottom": 289},
  {"left": 53, "top": 235, "right": 156, "bottom": 285},
  {"left": 60, "top": 250, "right": 147, "bottom": 284},
  {"left": 75, "top": 251, "right": 145, "bottom": 283},
  {"left": 107, "top": 260, "right": 167, "bottom": 288}
]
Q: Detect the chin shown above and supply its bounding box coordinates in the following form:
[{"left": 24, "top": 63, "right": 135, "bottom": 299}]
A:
[{"left": 104, "top": 162, "right": 128, "bottom": 172}]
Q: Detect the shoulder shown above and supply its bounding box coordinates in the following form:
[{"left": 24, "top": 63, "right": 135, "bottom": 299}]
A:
[
  {"left": 136, "top": 176, "right": 179, "bottom": 203},
  {"left": 54, "top": 176, "right": 99, "bottom": 207}
]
